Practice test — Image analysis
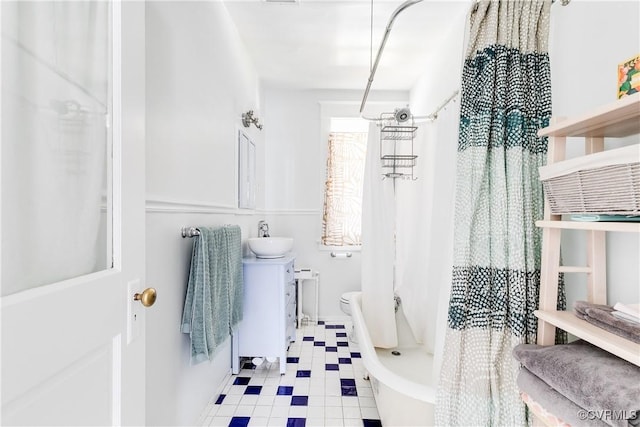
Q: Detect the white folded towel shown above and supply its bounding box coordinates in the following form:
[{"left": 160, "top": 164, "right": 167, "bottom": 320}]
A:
[
  {"left": 612, "top": 310, "right": 640, "bottom": 324},
  {"left": 613, "top": 302, "right": 640, "bottom": 319}
]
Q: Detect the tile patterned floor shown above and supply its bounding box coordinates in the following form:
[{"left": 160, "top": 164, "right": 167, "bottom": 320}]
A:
[{"left": 198, "top": 321, "right": 382, "bottom": 427}]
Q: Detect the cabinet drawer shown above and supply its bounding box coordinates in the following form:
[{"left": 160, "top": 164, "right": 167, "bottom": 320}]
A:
[
  {"left": 285, "top": 282, "right": 295, "bottom": 304},
  {"left": 284, "top": 263, "right": 295, "bottom": 283},
  {"left": 286, "top": 300, "right": 296, "bottom": 342},
  {"left": 286, "top": 300, "right": 296, "bottom": 325},
  {"left": 287, "top": 320, "right": 296, "bottom": 343}
]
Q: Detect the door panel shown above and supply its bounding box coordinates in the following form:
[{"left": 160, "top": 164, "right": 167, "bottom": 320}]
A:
[
  {"left": 1, "top": 272, "right": 120, "bottom": 405},
  {"left": 2, "top": 339, "right": 117, "bottom": 426},
  {"left": 1, "top": 272, "right": 127, "bottom": 426}
]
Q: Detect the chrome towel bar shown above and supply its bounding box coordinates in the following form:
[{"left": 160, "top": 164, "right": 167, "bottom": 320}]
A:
[{"left": 181, "top": 227, "right": 201, "bottom": 238}]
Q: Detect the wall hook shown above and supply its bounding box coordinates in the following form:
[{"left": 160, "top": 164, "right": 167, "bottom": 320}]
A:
[{"left": 242, "top": 110, "right": 263, "bottom": 130}]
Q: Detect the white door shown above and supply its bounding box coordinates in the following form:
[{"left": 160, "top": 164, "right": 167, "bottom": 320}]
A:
[{"left": 1, "top": 2, "right": 147, "bottom": 425}]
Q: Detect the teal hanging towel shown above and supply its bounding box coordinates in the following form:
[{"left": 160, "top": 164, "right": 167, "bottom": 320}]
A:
[{"left": 181, "top": 225, "right": 243, "bottom": 364}]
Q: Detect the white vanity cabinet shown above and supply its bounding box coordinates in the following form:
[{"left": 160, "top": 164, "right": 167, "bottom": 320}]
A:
[{"left": 232, "top": 256, "right": 296, "bottom": 375}]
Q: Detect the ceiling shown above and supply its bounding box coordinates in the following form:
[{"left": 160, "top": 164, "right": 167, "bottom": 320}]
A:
[{"left": 224, "top": 0, "right": 470, "bottom": 91}]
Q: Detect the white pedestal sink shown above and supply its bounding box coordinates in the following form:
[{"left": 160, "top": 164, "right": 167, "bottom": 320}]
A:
[{"left": 248, "top": 237, "right": 293, "bottom": 259}]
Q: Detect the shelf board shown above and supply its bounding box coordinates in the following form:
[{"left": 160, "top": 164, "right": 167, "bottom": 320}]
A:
[
  {"left": 523, "top": 399, "right": 564, "bottom": 427},
  {"left": 538, "top": 92, "right": 640, "bottom": 138},
  {"left": 535, "top": 310, "right": 640, "bottom": 366},
  {"left": 536, "top": 220, "right": 640, "bottom": 232}
]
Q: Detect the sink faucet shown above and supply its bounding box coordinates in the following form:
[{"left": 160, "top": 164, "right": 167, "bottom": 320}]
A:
[{"left": 258, "top": 220, "right": 270, "bottom": 238}]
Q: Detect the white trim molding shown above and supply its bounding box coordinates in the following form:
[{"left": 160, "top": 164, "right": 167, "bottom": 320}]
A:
[
  {"left": 258, "top": 209, "right": 320, "bottom": 216},
  {"left": 145, "top": 196, "right": 321, "bottom": 217},
  {"left": 146, "top": 196, "right": 244, "bottom": 215}
]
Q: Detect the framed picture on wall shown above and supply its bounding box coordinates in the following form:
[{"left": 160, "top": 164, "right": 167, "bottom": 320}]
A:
[
  {"left": 238, "top": 130, "right": 256, "bottom": 209},
  {"left": 618, "top": 53, "right": 640, "bottom": 99}
]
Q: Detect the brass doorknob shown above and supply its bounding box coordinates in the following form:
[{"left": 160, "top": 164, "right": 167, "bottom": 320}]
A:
[{"left": 134, "top": 288, "right": 157, "bottom": 307}]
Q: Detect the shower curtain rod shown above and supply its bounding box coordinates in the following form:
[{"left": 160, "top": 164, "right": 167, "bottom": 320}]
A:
[
  {"left": 359, "top": 0, "right": 424, "bottom": 114},
  {"left": 417, "top": 89, "right": 459, "bottom": 120},
  {"left": 473, "top": 0, "right": 570, "bottom": 10},
  {"left": 361, "top": 89, "right": 459, "bottom": 123},
  {"left": 361, "top": 0, "right": 567, "bottom": 117}
]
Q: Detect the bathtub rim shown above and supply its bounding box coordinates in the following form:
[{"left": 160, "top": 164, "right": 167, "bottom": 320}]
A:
[{"left": 349, "top": 291, "right": 436, "bottom": 403}]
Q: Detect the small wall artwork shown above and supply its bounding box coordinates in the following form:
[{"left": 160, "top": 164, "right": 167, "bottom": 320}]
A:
[{"left": 618, "top": 54, "right": 640, "bottom": 99}]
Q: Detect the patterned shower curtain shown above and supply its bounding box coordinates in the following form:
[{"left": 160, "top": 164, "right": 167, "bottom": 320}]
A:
[{"left": 435, "top": 1, "right": 565, "bottom": 425}]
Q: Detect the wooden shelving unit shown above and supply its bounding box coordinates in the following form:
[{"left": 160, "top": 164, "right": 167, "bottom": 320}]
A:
[
  {"left": 534, "top": 310, "right": 640, "bottom": 365},
  {"left": 530, "top": 93, "right": 640, "bottom": 424},
  {"left": 535, "top": 220, "right": 640, "bottom": 233},
  {"left": 538, "top": 92, "right": 640, "bottom": 138},
  {"left": 536, "top": 93, "right": 640, "bottom": 350}
]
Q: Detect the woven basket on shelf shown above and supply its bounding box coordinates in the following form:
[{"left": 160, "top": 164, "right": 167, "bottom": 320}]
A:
[{"left": 539, "top": 145, "right": 640, "bottom": 215}]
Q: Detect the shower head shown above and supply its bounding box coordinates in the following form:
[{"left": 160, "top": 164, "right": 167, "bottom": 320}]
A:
[{"left": 394, "top": 107, "right": 411, "bottom": 123}]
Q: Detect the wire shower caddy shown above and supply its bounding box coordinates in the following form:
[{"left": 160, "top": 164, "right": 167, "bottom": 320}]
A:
[{"left": 378, "top": 112, "right": 418, "bottom": 180}]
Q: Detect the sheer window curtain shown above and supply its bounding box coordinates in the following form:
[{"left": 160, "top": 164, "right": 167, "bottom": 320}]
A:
[
  {"left": 435, "top": 1, "right": 565, "bottom": 425},
  {"left": 321, "top": 132, "right": 367, "bottom": 246}
]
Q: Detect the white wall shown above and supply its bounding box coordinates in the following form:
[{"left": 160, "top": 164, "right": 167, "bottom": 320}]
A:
[
  {"left": 262, "top": 88, "right": 408, "bottom": 319},
  {"left": 145, "top": 212, "right": 257, "bottom": 426},
  {"left": 409, "top": 9, "right": 466, "bottom": 117},
  {"left": 145, "top": 2, "right": 264, "bottom": 207},
  {"left": 549, "top": 1, "right": 640, "bottom": 307},
  {"left": 145, "top": 2, "right": 263, "bottom": 425}
]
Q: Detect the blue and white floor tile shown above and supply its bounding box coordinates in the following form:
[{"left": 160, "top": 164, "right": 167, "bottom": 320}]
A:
[{"left": 198, "top": 321, "right": 381, "bottom": 427}]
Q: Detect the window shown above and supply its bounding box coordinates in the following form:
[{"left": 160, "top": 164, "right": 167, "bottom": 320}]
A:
[
  {"left": 321, "top": 118, "right": 368, "bottom": 246},
  {"left": 2, "top": 2, "right": 113, "bottom": 295}
]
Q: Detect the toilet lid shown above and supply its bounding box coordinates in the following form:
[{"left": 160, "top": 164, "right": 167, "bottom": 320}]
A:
[{"left": 340, "top": 291, "right": 358, "bottom": 303}]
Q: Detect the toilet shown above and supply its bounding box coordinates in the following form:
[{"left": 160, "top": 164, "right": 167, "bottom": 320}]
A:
[
  {"left": 340, "top": 291, "right": 358, "bottom": 316},
  {"left": 340, "top": 292, "right": 359, "bottom": 343}
]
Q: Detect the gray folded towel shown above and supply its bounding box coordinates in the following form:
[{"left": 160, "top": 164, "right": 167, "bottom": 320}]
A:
[
  {"left": 574, "top": 300, "right": 612, "bottom": 317},
  {"left": 513, "top": 340, "right": 640, "bottom": 427},
  {"left": 517, "top": 367, "right": 608, "bottom": 427},
  {"left": 574, "top": 301, "right": 640, "bottom": 344}
]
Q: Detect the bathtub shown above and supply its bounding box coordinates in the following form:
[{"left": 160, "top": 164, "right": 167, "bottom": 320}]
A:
[{"left": 349, "top": 292, "right": 436, "bottom": 426}]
